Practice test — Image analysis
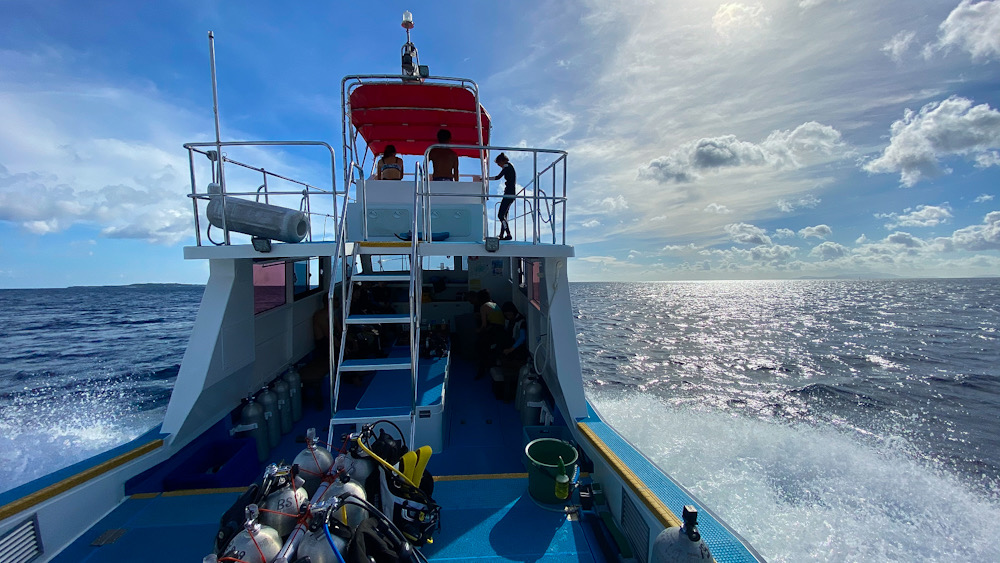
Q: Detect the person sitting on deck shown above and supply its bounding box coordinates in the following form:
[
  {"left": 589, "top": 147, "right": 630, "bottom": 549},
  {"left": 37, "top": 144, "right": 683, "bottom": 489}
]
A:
[
  {"left": 490, "top": 301, "right": 528, "bottom": 401},
  {"left": 429, "top": 128, "right": 459, "bottom": 181},
  {"left": 474, "top": 289, "right": 505, "bottom": 379},
  {"left": 376, "top": 144, "right": 404, "bottom": 180}
]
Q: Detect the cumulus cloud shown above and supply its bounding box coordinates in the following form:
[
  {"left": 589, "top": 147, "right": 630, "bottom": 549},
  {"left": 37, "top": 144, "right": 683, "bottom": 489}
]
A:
[
  {"left": 944, "top": 211, "right": 1000, "bottom": 250},
  {"left": 863, "top": 96, "right": 1000, "bottom": 186},
  {"left": 933, "top": 0, "right": 1000, "bottom": 61},
  {"left": 886, "top": 231, "right": 926, "bottom": 248},
  {"left": 581, "top": 219, "right": 601, "bottom": 228},
  {"left": 976, "top": 150, "right": 1000, "bottom": 167},
  {"left": 725, "top": 222, "right": 772, "bottom": 246},
  {"left": 882, "top": 31, "right": 917, "bottom": 62},
  {"left": 810, "top": 241, "right": 849, "bottom": 260},
  {"left": 599, "top": 194, "right": 630, "bottom": 211},
  {"left": 975, "top": 194, "right": 995, "bottom": 203},
  {"left": 704, "top": 203, "right": 732, "bottom": 214},
  {"left": 639, "top": 122, "right": 845, "bottom": 184},
  {"left": 876, "top": 204, "right": 954, "bottom": 229},
  {"left": 798, "top": 224, "right": 832, "bottom": 239},
  {"left": 773, "top": 228, "right": 796, "bottom": 238}
]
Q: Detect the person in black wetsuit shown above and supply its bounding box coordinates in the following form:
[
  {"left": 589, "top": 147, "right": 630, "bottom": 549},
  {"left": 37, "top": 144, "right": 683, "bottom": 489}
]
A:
[{"left": 491, "top": 153, "right": 517, "bottom": 240}]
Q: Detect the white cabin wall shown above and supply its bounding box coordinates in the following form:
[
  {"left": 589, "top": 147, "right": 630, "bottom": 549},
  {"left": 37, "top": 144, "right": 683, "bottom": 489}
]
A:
[
  {"left": 542, "top": 256, "right": 588, "bottom": 421},
  {"left": 162, "top": 258, "right": 255, "bottom": 440}
]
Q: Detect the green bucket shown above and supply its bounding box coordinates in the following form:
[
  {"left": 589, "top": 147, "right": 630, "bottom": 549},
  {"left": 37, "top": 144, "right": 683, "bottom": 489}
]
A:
[{"left": 524, "top": 438, "right": 578, "bottom": 505}]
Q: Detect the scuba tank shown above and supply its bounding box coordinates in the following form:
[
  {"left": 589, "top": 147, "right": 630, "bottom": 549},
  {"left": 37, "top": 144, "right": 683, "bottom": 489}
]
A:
[
  {"left": 294, "top": 501, "right": 352, "bottom": 563},
  {"left": 292, "top": 428, "right": 335, "bottom": 497},
  {"left": 325, "top": 474, "right": 369, "bottom": 528},
  {"left": 520, "top": 378, "right": 544, "bottom": 427},
  {"left": 240, "top": 396, "right": 269, "bottom": 462},
  {"left": 652, "top": 505, "right": 713, "bottom": 562},
  {"left": 221, "top": 504, "right": 283, "bottom": 563},
  {"left": 284, "top": 367, "right": 303, "bottom": 422},
  {"left": 257, "top": 385, "right": 281, "bottom": 449},
  {"left": 516, "top": 371, "right": 537, "bottom": 412},
  {"left": 272, "top": 377, "right": 293, "bottom": 434},
  {"left": 259, "top": 465, "right": 309, "bottom": 538}
]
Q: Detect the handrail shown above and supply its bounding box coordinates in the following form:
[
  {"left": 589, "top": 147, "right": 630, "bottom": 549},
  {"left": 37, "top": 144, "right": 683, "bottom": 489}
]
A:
[
  {"left": 418, "top": 143, "right": 568, "bottom": 244},
  {"left": 182, "top": 140, "right": 342, "bottom": 247}
]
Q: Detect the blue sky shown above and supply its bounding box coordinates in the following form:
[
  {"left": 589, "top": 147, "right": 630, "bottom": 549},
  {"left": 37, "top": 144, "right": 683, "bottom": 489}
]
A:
[{"left": 1, "top": 0, "right": 998, "bottom": 287}]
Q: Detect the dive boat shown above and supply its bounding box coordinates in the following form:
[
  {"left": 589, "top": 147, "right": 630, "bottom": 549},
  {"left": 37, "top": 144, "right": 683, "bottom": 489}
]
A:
[{"left": 0, "top": 14, "right": 765, "bottom": 563}]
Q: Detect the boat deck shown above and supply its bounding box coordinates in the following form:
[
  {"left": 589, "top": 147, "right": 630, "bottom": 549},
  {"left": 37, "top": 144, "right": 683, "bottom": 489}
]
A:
[{"left": 54, "top": 356, "right": 608, "bottom": 562}]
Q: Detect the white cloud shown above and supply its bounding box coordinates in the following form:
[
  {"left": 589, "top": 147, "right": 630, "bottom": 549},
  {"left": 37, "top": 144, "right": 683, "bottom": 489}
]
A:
[
  {"left": 933, "top": 0, "right": 1000, "bottom": 62},
  {"left": 976, "top": 150, "right": 1000, "bottom": 168},
  {"left": 974, "top": 194, "right": 995, "bottom": 203},
  {"left": 886, "top": 231, "right": 926, "bottom": 248},
  {"left": 798, "top": 224, "right": 832, "bottom": 239},
  {"left": 876, "top": 204, "right": 954, "bottom": 229},
  {"left": 639, "top": 122, "right": 845, "bottom": 184},
  {"left": 599, "top": 195, "right": 629, "bottom": 211},
  {"left": 725, "top": 222, "right": 772, "bottom": 246},
  {"left": 704, "top": 203, "right": 732, "bottom": 214},
  {"left": 810, "top": 241, "right": 849, "bottom": 260},
  {"left": 856, "top": 234, "right": 869, "bottom": 244},
  {"left": 882, "top": 31, "right": 916, "bottom": 62},
  {"left": 581, "top": 219, "right": 601, "bottom": 228},
  {"left": 942, "top": 211, "right": 1000, "bottom": 250},
  {"left": 777, "top": 194, "right": 821, "bottom": 213},
  {"left": 713, "top": 3, "right": 770, "bottom": 41},
  {"left": 773, "top": 228, "right": 796, "bottom": 238},
  {"left": 863, "top": 97, "right": 1000, "bottom": 186}
]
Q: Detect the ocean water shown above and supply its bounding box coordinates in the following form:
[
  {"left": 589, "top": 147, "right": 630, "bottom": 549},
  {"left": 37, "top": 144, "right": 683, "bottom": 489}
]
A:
[{"left": 1, "top": 280, "right": 998, "bottom": 561}]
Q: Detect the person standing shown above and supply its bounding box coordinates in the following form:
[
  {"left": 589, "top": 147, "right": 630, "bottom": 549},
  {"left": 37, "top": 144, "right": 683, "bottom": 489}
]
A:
[{"left": 491, "top": 153, "right": 516, "bottom": 240}]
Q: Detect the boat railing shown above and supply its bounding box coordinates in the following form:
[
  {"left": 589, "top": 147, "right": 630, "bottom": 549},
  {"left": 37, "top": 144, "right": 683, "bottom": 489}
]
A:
[
  {"left": 182, "top": 140, "right": 344, "bottom": 247},
  {"left": 418, "top": 144, "right": 569, "bottom": 245}
]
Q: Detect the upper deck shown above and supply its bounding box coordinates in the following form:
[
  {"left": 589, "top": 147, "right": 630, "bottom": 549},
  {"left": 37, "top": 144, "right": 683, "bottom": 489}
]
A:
[{"left": 181, "top": 72, "right": 572, "bottom": 262}]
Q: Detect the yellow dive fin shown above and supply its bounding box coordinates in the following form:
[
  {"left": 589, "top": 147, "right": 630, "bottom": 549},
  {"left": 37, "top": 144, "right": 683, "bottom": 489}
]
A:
[
  {"left": 400, "top": 450, "right": 418, "bottom": 483},
  {"left": 411, "top": 445, "right": 433, "bottom": 484}
]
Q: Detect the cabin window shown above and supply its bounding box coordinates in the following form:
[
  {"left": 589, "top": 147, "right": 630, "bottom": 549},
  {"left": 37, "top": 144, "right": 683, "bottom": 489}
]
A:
[
  {"left": 253, "top": 262, "right": 286, "bottom": 314},
  {"left": 293, "top": 258, "right": 323, "bottom": 300},
  {"left": 524, "top": 259, "right": 542, "bottom": 309}
]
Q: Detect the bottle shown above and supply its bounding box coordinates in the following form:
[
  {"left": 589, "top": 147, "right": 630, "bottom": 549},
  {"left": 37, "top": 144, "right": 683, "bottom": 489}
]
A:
[{"left": 554, "top": 455, "right": 570, "bottom": 500}]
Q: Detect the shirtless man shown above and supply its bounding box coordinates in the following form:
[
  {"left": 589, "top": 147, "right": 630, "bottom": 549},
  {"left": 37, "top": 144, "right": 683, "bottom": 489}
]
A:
[{"left": 428, "top": 128, "right": 459, "bottom": 181}]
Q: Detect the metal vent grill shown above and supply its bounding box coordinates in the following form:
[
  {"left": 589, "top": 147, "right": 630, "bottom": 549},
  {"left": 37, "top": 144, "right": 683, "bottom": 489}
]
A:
[
  {"left": 621, "top": 490, "right": 649, "bottom": 563},
  {"left": 0, "top": 514, "right": 43, "bottom": 563}
]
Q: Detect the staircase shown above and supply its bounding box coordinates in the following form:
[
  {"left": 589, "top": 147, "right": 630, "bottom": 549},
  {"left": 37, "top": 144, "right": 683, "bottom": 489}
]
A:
[{"left": 328, "top": 239, "right": 424, "bottom": 445}]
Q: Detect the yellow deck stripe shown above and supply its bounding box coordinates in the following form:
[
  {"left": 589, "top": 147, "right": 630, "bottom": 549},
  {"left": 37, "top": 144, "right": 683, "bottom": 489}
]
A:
[
  {"left": 433, "top": 472, "right": 528, "bottom": 481},
  {"left": 161, "top": 486, "right": 248, "bottom": 497},
  {"left": 576, "top": 423, "right": 682, "bottom": 529},
  {"left": 128, "top": 492, "right": 160, "bottom": 500},
  {"left": 0, "top": 439, "right": 164, "bottom": 521}
]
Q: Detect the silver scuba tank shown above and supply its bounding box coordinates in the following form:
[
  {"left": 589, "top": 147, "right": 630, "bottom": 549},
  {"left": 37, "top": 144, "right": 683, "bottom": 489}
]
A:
[
  {"left": 652, "top": 506, "right": 713, "bottom": 563},
  {"left": 257, "top": 385, "right": 281, "bottom": 449},
  {"left": 515, "top": 368, "right": 535, "bottom": 411},
  {"left": 520, "top": 378, "right": 544, "bottom": 427},
  {"left": 325, "top": 475, "right": 369, "bottom": 528},
  {"left": 294, "top": 505, "right": 349, "bottom": 563},
  {"left": 222, "top": 504, "right": 283, "bottom": 563},
  {"left": 292, "top": 428, "right": 335, "bottom": 497},
  {"left": 272, "top": 377, "right": 293, "bottom": 434},
  {"left": 334, "top": 450, "right": 375, "bottom": 485},
  {"left": 240, "top": 397, "right": 269, "bottom": 462},
  {"left": 284, "top": 367, "right": 303, "bottom": 422},
  {"left": 259, "top": 465, "right": 309, "bottom": 538}
]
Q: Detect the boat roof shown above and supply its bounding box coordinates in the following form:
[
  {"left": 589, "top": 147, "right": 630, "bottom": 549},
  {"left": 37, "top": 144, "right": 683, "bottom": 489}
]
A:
[{"left": 349, "top": 82, "right": 491, "bottom": 158}]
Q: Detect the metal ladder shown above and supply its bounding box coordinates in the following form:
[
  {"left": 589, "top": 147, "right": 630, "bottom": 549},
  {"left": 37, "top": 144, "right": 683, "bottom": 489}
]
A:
[{"left": 329, "top": 239, "right": 423, "bottom": 445}]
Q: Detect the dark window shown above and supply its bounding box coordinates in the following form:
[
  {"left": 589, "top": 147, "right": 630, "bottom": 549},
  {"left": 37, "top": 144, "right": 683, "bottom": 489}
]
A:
[{"left": 254, "top": 262, "right": 286, "bottom": 314}]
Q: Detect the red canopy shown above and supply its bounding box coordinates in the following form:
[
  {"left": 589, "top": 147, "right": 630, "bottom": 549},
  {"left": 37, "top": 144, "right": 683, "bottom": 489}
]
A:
[{"left": 349, "top": 82, "right": 491, "bottom": 159}]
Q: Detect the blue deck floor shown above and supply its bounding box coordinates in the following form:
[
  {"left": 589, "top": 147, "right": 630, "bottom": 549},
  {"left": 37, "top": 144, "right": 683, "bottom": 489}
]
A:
[{"left": 55, "top": 354, "right": 598, "bottom": 561}]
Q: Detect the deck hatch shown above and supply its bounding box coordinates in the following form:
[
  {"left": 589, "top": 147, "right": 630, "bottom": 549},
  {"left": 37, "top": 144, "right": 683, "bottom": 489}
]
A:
[
  {"left": 621, "top": 490, "right": 649, "bottom": 563},
  {"left": 0, "top": 514, "right": 43, "bottom": 563}
]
